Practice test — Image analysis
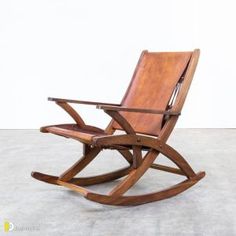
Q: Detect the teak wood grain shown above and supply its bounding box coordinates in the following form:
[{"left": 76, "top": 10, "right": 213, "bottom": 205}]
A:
[{"left": 32, "top": 49, "right": 205, "bottom": 206}]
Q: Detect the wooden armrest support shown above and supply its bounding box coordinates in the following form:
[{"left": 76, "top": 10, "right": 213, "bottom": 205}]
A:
[
  {"left": 48, "top": 97, "right": 121, "bottom": 106},
  {"left": 97, "top": 105, "right": 180, "bottom": 116}
]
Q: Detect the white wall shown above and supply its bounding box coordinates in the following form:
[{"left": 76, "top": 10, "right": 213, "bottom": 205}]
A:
[{"left": 0, "top": 0, "right": 235, "bottom": 129}]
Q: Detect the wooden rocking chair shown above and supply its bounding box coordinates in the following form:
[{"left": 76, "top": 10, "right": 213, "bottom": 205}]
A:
[{"left": 32, "top": 49, "right": 205, "bottom": 206}]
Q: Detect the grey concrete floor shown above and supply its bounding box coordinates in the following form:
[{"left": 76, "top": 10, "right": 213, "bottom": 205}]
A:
[{"left": 0, "top": 129, "right": 235, "bottom": 236}]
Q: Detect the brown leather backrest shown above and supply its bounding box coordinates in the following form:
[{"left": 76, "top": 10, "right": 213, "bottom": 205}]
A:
[{"left": 112, "top": 51, "right": 192, "bottom": 136}]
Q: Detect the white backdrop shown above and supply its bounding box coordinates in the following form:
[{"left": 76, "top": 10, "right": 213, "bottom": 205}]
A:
[{"left": 0, "top": 0, "right": 235, "bottom": 129}]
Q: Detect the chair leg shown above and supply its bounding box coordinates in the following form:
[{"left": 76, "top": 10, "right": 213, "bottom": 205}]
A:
[
  {"left": 83, "top": 144, "right": 91, "bottom": 155},
  {"left": 108, "top": 150, "right": 158, "bottom": 198},
  {"left": 32, "top": 146, "right": 101, "bottom": 185},
  {"left": 59, "top": 147, "right": 101, "bottom": 181}
]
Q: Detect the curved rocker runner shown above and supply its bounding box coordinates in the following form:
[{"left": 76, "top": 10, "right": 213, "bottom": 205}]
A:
[{"left": 32, "top": 49, "right": 206, "bottom": 206}]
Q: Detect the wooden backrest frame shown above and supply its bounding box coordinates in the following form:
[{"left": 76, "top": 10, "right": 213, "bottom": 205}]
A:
[{"left": 159, "top": 49, "right": 200, "bottom": 142}]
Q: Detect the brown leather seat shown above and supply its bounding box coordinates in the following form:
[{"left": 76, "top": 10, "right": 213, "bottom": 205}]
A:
[{"left": 41, "top": 124, "right": 106, "bottom": 144}]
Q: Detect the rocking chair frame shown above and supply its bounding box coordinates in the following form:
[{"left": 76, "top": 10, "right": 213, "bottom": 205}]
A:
[{"left": 32, "top": 49, "right": 205, "bottom": 206}]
